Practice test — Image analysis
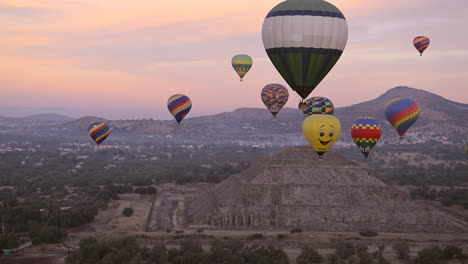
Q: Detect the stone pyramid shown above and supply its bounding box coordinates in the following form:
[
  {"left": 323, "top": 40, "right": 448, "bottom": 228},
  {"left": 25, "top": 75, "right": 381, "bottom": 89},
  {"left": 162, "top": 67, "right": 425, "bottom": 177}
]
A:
[{"left": 186, "top": 147, "right": 466, "bottom": 233}]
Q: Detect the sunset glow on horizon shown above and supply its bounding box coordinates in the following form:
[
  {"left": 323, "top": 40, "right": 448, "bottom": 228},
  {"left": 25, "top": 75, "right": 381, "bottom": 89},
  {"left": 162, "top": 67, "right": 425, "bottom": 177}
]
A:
[{"left": 2, "top": 0, "right": 467, "bottom": 119}]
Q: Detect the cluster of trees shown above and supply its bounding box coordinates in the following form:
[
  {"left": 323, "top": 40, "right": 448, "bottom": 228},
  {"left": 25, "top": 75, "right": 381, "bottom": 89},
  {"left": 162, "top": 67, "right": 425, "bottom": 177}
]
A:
[
  {"left": 0, "top": 141, "right": 265, "bottom": 188},
  {"left": 392, "top": 242, "right": 467, "bottom": 263},
  {"left": 66, "top": 237, "right": 289, "bottom": 264},
  {"left": 411, "top": 188, "right": 468, "bottom": 209},
  {"left": 0, "top": 187, "right": 103, "bottom": 247},
  {"left": 414, "top": 245, "right": 467, "bottom": 263},
  {"left": 325, "top": 242, "right": 390, "bottom": 264},
  {"left": 338, "top": 142, "right": 467, "bottom": 187}
]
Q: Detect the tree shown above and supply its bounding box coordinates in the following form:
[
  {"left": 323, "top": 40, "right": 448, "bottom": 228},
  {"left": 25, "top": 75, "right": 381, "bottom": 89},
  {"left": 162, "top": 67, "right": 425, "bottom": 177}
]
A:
[
  {"left": 416, "top": 246, "right": 444, "bottom": 264},
  {"left": 334, "top": 242, "right": 355, "bottom": 259},
  {"left": 0, "top": 232, "right": 19, "bottom": 249},
  {"left": 122, "top": 208, "right": 134, "bottom": 217},
  {"left": 392, "top": 242, "right": 410, "bottom": 260},
  {"left": 297, "top": 247, "right": 322, "bottom": 263},
  {"left": 39, "top": 226, "right": 68, "bottom": 243}
]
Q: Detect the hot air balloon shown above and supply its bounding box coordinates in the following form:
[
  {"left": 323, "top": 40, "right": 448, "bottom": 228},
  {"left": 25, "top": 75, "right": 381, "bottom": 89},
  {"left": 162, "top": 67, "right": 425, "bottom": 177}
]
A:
[
  {"left": 413, "top": 36, "right": 430, "bottom": 56},
  {"left": 262, "top": 0, "right": 348, "bottom": 100},
  {"left": 167, "top": 94, "right": 192, "bottom": 124},
  {"left": 303, "top": 114, "right": 341, "bottom": 158},
  {"left": 231, "top": 54, "right": 252, "bottom": 81},
  {"left": 385, "top": 98, "right": 420, "bottom": 140},
  {"left": 261, "top": 83, "right": 289, "bottom": 117},
  {"left": 303, "top": 96, "right": 334, "bottom": 117},
  {"left": 88, "top": 122, "right": 110, "bottom": 146},
  {"left": 351, "top": 117, "right": 382, "bottom": 159}
]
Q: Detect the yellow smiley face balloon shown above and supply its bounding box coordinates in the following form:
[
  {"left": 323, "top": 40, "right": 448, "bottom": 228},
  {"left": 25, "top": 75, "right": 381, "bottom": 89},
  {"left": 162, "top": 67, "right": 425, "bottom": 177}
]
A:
[{"left": 303, "top": 114, "right": 342, "bottom": 157}]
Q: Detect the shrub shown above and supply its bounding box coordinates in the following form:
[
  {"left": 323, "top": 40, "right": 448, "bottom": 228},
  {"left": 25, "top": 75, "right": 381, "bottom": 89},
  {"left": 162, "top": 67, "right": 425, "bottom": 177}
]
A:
[
  {"left": 416, "top": 246, "right": 444, "bottom": 264},
  {"left": 276, "top": 234, "right": 288, "bottom": 240},
  {"left": 297, "top": 247, "right": 322, "bottom": 264},
  {"left": 122, "top": 207, "right": 134, "bottom": 217},
  {"left": 334, "top": 242, "right": 355, "bottom": 259},
  {"left": 290, "top": 228, "right": 303, "bottom": 233},
  {"left": 39, "top": 227, "right": 67, "bottom": 244},
  {"left": 134, "top": 187, "right": 157, "bottom": 195},
  {"left": 247, "top": 233, "right": 265, "bottom": 240},
  {"left": 441, "top": 245, "right": 462, "bottom": 260},
  {"left": 327, "top": 254, "right": 345, "bottom": 264},
  {"left": 392, "top": 242, "right": 410, "bottom": 260},
  {"left": 359, "top": 230, "right": 378, "bottom": 237}
]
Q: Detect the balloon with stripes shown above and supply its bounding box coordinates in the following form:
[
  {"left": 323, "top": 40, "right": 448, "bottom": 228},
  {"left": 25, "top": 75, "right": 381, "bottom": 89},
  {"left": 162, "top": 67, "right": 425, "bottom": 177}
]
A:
[
  {"left": 88, "top": 122, "right": 110, "bottom": 146},
  {"left": 385, "top": 98, "right": 420, "bottom": 140},
  {"left": 262, "top": 0, "right": 348, "bottom": 100},
  {"left": 167, "top": 94, "right": 192, "bottom": 124},
  {"left": 413, "top": 36, "right": 430, "bottom": 56}
]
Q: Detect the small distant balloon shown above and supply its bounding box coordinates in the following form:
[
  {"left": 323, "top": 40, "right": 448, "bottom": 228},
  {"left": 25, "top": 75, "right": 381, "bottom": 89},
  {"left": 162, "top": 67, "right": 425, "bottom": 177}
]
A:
[
  {"left": 413, "top": 36, "right": 430, "bottom": 56},
  {"left": 167, "top": 94, "right": 192, "bottom": 124},
  {"left": 303, "top": 114, "right": 341, "bottom": 158},
  {"left": 351, "top": 117, "right": 382, "bottom": 159},
  {"left": 385, "top": 98, "right": 420, "bottom": 140},
  {"left": 231, "top": 54, "right": 252, "bottom": 81},
  {"left": 261, "top": 83, "right": 289, "bottom": 117},
  {"left": 88, "top": 122, "right": 110, "bottom": 146},
  {"left": 302, "top": 97, "right": 334, "bottom": 117}
]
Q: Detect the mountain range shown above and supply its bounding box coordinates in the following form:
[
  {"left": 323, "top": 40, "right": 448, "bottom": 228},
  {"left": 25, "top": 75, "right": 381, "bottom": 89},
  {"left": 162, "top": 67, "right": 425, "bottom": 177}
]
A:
[{"left": 1, "top": 86, "right": 467, "bottom": 144}]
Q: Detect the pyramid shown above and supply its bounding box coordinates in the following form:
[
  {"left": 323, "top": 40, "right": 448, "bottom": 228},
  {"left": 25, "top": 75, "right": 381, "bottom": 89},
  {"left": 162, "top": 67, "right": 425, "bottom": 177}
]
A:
[{"left": 186, "top": 147, "right": 466, "bottom": 233}]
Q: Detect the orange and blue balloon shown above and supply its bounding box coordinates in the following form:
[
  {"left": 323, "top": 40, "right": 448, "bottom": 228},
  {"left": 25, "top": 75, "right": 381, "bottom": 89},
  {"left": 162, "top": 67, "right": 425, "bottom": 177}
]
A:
[
  {"left": 413, "top": 36, "right": 430, "bottom": 56},
  {"left": 261, "top": 83, "right": 289, "bottom": 117},
  {"left": 351, "top": 117, "right": 382, "bottom": 159},
  {"left": 385, "top": 98, "right": 420, "bottom": 139},
  {"left": 88, "top": 122, "right": 110, "bottom": 145},
  {"left": 168, "top": 94, "right": 192, "bottom": 124}
]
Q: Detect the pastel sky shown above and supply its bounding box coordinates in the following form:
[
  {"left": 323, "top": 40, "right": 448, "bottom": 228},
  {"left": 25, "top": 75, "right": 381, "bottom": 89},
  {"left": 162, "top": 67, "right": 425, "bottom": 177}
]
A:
[{"left": 2, "top": 0, "right": 467, "bottom": 119}]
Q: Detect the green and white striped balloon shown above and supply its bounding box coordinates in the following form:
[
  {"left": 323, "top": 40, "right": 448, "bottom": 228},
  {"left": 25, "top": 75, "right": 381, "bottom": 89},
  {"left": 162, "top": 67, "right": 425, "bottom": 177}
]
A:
[{"left": 262, "top": 0, "right": 348, "bottom": 99}]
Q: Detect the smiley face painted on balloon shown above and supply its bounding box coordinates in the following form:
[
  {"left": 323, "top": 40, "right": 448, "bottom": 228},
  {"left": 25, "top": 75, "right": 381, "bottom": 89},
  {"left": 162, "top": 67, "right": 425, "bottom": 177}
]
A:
[
  {"left": 318, "top": 125, "right": 336, "bottom": 146},
  {"left": 303, "top": 115, "right": 341, "bottom": 157}
]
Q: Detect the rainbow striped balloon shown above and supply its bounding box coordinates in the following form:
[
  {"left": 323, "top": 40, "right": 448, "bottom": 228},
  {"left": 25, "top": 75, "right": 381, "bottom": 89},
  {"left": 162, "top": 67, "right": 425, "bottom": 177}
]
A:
[
  {"left": 413, "top": 36, "right": 430, "bottom": 56},
  {"left": 351, "top": 117, "right": 382, "bottom": 158},
  {"left": 88, "top": 122, "right": 110, "bottom": 145},
  {"left": 167, "top": 94, "right": 192, "bottom": 124},
  {"left": 385, "top": 98, "right": 420, "bottom": 138}
]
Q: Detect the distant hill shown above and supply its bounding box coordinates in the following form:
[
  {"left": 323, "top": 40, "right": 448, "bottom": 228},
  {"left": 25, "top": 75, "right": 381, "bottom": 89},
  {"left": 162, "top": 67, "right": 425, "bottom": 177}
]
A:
[
  {"left": 24, "top": 113, "right": 73, "bottom": 122},
  {"left": 60, "top": 116, "right": 108, "bottom": 130},
  {"left": 2, "top": 86, "right": 468, "bottom": 144}
]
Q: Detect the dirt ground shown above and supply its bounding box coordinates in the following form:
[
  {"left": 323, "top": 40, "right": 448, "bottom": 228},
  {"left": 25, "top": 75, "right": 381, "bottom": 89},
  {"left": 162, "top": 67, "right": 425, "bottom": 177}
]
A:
[{"left": 8, "top": 183, "right": 468, "bottom": 263}]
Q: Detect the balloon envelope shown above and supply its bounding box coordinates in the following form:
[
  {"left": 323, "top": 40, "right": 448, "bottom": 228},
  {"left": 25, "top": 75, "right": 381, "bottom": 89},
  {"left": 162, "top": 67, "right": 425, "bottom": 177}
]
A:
[
  {"left": 413, "top": 36, "right": 430, "bottom": 56},
  {"left": 262, "top": 0, "right": 348, "bottom": 99},
  {"left": 231, "top": 54, "right": 252, "bottom": 81},
  {"left": 88, "top": 122, "right": 110, "bottom": 145},
  {"left": 303, "top": 114, "right": 341, "bottom": 157},
  {"left": 385, "top": 98, "right": 420, "bottom": 138},
  {"left": 261, "top": 83, "right": 289, "bottom": 117},
  {"left": 168, "top": 94, "right": 192, "bottom": 124},
  {"left": 303, "top": 96, "right": 334, "bottom": 116},
  {"left": 351, "top": 117, "right": 382, "bottom": 158}
]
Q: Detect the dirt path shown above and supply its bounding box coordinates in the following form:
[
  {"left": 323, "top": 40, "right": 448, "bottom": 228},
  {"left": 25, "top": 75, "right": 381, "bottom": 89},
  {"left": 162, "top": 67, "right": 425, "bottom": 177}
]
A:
[
  {"left": 154, "top": 198, "right": 179, "bottom": 231},
  {"left": 145, "top": 194, "right": 157, "bottom": 232}
]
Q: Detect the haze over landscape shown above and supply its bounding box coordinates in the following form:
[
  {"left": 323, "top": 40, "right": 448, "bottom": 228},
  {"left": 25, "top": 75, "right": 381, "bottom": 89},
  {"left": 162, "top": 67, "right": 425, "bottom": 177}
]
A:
[{"left": 1, "top": 0, "right": 467, "bottom": 264}]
